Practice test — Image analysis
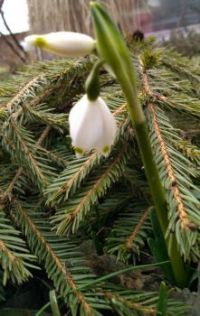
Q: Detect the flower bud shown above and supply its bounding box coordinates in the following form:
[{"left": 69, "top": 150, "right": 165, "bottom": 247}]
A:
[{"left": 24, "top": 32, "right": 95, "bottom": 57}]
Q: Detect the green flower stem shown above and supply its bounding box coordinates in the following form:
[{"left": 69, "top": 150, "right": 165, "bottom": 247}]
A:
[
  {"left": 85, "top": 60, "right": 103, "bottom": 100},
  {"left": 136, "top": 122, "right": 168, "bottom": 232},
  {"left": 135, "top": 122, "right": 187, "bottom": 288},
  {"left": 90, "top": 1, "right": 188, "bottom": 288}
]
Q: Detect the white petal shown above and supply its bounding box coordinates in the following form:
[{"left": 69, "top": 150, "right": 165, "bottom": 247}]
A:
[
  {"left": 20, "top": 40, "right": 34, "bottom": 52},
  {"left": 94, "top": 97, "right": 117, "bottom": 150},
  {"left": 24, "top": 35, "right": 39, "bottom": 46},
  {"left": 25, "top": 32, "right": 95, "bottom": 57},
  {"left": 69, "top": 95, "right": 103, "bottom": 151}
]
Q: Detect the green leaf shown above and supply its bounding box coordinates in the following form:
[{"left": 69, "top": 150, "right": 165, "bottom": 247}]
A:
[
  {"left": 156, "top": 282, "right": 168, "bottom": 316},
  {"left": 49, "top": 290, "right": 61, "bottom": 316}
]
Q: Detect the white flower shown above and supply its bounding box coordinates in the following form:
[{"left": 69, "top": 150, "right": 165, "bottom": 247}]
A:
[
  {"left": 20, "top": 40, "right": 34, "bottom": 52},
  {"left": 69, "top": 95, "right": 117, "bottom": 156},
  {"left": 24, "top": 32, "right": 95, "bottom": 57}
]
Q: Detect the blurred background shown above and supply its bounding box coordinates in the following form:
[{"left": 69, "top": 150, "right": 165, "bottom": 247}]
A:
[{"left": 0, "top": 0, "right": 200, "bottom": 72}]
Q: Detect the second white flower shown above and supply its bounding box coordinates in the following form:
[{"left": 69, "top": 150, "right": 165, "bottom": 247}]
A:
[{"left": 25, "top": 32, "right": 95, "bottom": 57}]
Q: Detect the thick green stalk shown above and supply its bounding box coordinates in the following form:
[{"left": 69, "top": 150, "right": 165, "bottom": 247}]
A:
[
  {"left": 90, "top": 1, "right": 188, "bottom": 287},
  {"left": 135, "top": 121, "right": 187, "bottom": 288},
  {"left": 123, "top": 75, "right": 189, "bottom": 288},
  {"left": 125, "top": 80, "right": 188, "bottom": 287}
]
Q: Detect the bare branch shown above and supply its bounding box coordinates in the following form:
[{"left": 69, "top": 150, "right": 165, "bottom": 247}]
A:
[
  {"left": 0, "top": 31, "right": 26, "bottom": 63},
  {"left": 0, "top": 0, "right": 4, "bottom": 10},
  {"left": 0, "top": 7, "right": 27, "bottom": 60}
]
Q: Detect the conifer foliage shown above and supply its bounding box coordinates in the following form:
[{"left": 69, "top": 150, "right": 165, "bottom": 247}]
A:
[{"left": 0, "top": 44, "right": 199, "bottom": 314}]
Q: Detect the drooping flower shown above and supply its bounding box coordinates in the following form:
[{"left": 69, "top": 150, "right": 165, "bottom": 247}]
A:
[
  {"left": 24, "top": 32, "right": 95, "bottom": 57},
  {"left": 69, "top": 94, "right": 117, "bottom": 157}
]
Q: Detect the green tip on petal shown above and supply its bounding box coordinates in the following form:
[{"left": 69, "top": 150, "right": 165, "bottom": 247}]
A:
[
  {"left": 102, "top": 145, "right": 110, "bottom": 156},
  {"left": 74, "top": 147, "right": 84, "bottom": 158},
  {"left": 34, "top": 36, "right": 47, "bottom": 48}
]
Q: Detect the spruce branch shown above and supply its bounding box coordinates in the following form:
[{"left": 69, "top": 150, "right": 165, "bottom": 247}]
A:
[
  {"left": 146, "top": 104, "right": 200, "bottom": 260},
  {"left": 162, "top": 91, "right": 200, "bottom": 117},
  {"left": 1, "top": 167, "right": 23, "bottom": 201},
  {"left": 125, "top": 207, "right": 150, "bottom": 251},
  {"left": 138, "top": 56, "right": 168, "bottom": 104},
  {"left": 104, "top": 291, "right": 156, "bottom": 315},
  {"left": 11, "top": 200, "right": 105, "bottom": 316},
  {"left": 0, "top": 210, "right": 36, "bottom": 285},
  {"left": 1, "top": 126, "right": 51, "bottom": 202},
  {"left": 4, "top": 75, "right": 46, "bottom": 115},
  {"left": 105, "top": 203, "right": 151, "bottom": 262},
  {"left": 1, "top": 121, "right": 51, "bottom": 191},
  {"left": 172, "top": 139, "right": 200, "bottom": 168},
  {"left": 46, "top": 152, "right": 102, "bottom": 205},
  {"left": 39, "top": 147, "right": 69, "bottom": 168},
  {"left": 0, "top": 74, "right": 54, "bottom": 130},
  {"left": 139, "top": 53, "right": 200, "bottom": 259},
  {"left": 25, "top": 104, "right": 68, "bottom": 131},
  {"left": 103, "top": 289, "right": 188, "bottom": 316},
  {"left": 138, "top": 53, "right": 200, "bottom": 117},
  {"left": 86, "top": 190, "right": 133, "bottom": 232},
  {"left": 0, "top": 58, "right": 93, "bottom": 120},
  {"left": 148, "top": 104, "right": 191, "bottom": 229},
  {"left": 162, "top": 58, "right": 200, "bottom": 86},
  {"left": 51, "top": 140, "right": 132, "bottom": 235}
]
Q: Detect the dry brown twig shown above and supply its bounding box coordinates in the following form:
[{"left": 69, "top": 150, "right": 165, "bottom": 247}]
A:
[{"left": 0, "top": 1, "right": 27, "bottom": 62}]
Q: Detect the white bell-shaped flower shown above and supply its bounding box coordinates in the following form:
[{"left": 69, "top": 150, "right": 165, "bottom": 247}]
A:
[
  {"left": 69, "top": 95, "right": 117, "bottom": 156},
  {"left": 24, "top": 32, "right": 95, "bottom": 57}
]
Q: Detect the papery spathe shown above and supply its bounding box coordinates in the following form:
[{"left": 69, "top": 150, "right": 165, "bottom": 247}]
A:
[
  {"left": 69, "top": 95, "right": 117, "bottom": 156},
  {"left": 24, "top": 32, "right": 95, "bottom": 57}
]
